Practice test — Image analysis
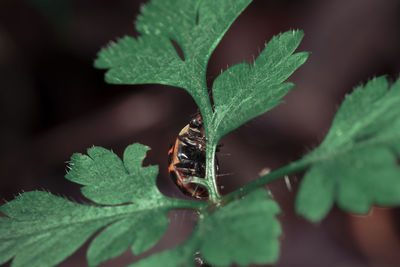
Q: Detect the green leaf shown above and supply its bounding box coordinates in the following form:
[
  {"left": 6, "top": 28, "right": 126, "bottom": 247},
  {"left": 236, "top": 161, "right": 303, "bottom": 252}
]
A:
[
  {"left": 94, "top": 0, "right": 252, "bottom": 115},
  {"left": 0, "top": 191, "right": 111, "bottom": 267},
  {"left": 131, "top": 189, "right": 281, "bottom": 266},
  {"left": 66, "top": 143, "right": 160, "bottom": 205},
  {"left": 296, "top": 76, "right": 400, "bottom": 222},
  {"left": 211, "top": 30, "right": 309, "bottom": 141},
  {"left": 0, "top": 143, "right": 206, "bottom": 267}
]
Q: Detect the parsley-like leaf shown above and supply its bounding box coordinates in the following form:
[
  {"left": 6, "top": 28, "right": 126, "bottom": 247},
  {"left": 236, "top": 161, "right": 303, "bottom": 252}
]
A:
[
  {"left": 211, "top": 30, "right": 309, "bottom": 140},
  {"left": 95, "top": 0, "right": 309, "bottom": 142},
  {"left": 0, "top": 143, "right": 206, "bottom": 267},
  {"left": 296, "top": 76, "right": 400, "bottom": 222},
  {"left": 94, "top": 0, "right": 252, "bottom": 116},
  {"left": 131, "top": 189, "right": 281, "bottom": 266},
  {"left": 66, "top": 144, "right": 160, "bottom": 204}
]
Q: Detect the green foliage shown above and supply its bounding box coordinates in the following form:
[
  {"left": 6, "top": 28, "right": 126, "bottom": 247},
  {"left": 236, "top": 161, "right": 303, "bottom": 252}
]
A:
[
  {"left": 94, "top": 0, "right": 252, "bottom": 122},
  {"left": 3, "top": 0, "right": 400, "bottom": 266},
  {"left": 132, "top": 189, "right": 281, "bottom": 267},
  {"left": 66, "top": 144, "right": 160, "bottom": 205},
  {"left": 211, "top": 30, "right": 309, "bottom": 141},
  {"left": 94, "top": 0, "right": 308, "bottom": 203},
  {"left": 0, "top": 144, "right": 206, "bottom": 267},
  {"left": 0, "top": 144, "right": 281, "bottom": 267},
  {"left": 296, "top": 77, "right": 400, "bottom": 222},
  {"left": 94, "top": 0, "right": 308, "bottom": 140},
  {"left": 1, "top": 0, "right": 304, "bottom": 265}
]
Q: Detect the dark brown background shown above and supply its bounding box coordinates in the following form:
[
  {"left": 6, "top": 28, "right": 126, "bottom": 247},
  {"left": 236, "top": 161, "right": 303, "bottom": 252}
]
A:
[{"left": 1, "top": 0, "right": 400, "bottom": 266}]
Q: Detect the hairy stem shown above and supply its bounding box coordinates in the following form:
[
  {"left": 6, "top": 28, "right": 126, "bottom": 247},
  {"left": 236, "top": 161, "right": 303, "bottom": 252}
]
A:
[
  {"left": 195, "top": 75, "right": 221, "bottom": 202},
  {"left": 223, "top": 158, "right": 311, "bottom": 203},
  {"left": 205, "top": 142, "right": 222, "bottom": 202},
  {"left": 198, "top": 101, "right": 213, "bottom": 135},
  {"left": 165, "top": 197, "right": 209, "bottom": 210}
]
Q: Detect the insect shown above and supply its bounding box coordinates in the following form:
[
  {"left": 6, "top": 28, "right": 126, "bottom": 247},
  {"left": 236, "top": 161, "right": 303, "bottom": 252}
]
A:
[{"left": 168, "top": 114, "right": 218, "bottom": 199}]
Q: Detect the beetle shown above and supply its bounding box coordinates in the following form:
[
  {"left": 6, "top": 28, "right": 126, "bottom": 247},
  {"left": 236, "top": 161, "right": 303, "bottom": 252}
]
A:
[{"left": 168, "top": 114, "right": 218, "bottom": 199}]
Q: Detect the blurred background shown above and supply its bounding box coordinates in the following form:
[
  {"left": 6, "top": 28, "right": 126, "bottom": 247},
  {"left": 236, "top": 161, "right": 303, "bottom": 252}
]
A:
[{"left": 1, "top": 0, "right": 400, "bottom": 266}]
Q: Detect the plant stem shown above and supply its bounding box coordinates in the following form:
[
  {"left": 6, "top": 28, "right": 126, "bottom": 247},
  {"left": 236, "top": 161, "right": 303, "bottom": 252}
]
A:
[
  {"left": 223, "top": 158, "right": 311, "bottom": 203},
  {"left": 205, "top": 142, "right": 222, "bottom": 202},
  {"left": 198, "top": 100, "right": 214, "bottom": 138},
  {"left": 194, "top": 74, "right": 222, "bottom": 202},
  {"left": 194, "top": 69, "right": 214, "bottom": 133},
  {"left": 166, "top": 197, "right": 209, "bottom": 210}
]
